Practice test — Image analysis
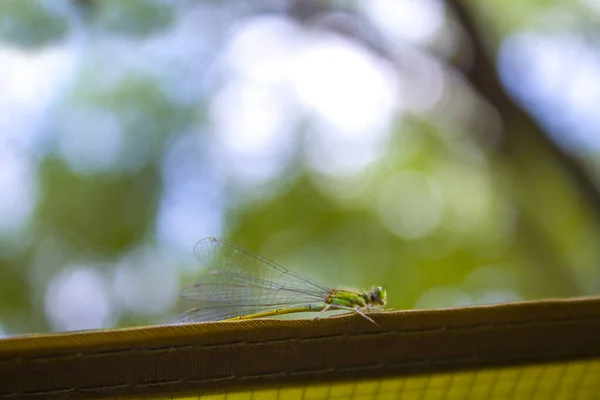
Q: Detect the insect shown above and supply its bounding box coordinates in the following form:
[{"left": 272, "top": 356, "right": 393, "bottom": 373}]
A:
[{"left": 178, "top": 237, "right": 387, "bottom": 324}]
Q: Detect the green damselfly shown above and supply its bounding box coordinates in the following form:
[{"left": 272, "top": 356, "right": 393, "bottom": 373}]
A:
[{"left": 178, "top": 237, "right": 387, "bottom": 324}]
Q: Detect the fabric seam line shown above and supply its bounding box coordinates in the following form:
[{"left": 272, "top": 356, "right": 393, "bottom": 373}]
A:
[
  {"left": 1, "top": 314, "right": 600, "bottom": 363},
  {"left": 0, "top": 348, "right": 598, "bottom": 398}
]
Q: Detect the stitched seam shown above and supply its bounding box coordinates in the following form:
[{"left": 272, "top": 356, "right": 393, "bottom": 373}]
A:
[
  {"left": 0, "top": 348, "right": 597, "bottom": 398},
  {"left": 2, "top": 314, "right": 599, "bottom": 363}
]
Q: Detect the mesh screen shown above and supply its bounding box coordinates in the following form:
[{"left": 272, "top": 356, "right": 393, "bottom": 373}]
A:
[{"left": 175, "top": 358, "right": 600, "bottom": 400}]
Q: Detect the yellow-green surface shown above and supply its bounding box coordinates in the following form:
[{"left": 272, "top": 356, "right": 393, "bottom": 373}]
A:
[
  {"left": 2, "top": 298, "right": 600, "bottom": 399},
  {"left": 190, "top": 360, "right": 600, "bottom": 400}
]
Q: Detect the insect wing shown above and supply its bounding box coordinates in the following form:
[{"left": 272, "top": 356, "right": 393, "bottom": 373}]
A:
[{"left": 179, "top": 237, "right": 332, "bottom": 322}]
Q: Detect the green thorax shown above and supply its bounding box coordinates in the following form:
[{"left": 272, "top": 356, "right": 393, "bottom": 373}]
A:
[{"left": 328, "top": 286, "right": 387, "bottom": 308}]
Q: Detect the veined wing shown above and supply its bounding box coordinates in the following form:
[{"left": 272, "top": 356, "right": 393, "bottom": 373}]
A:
[
  {"left": 192, "top": 237, "right": 331, "bottom": 294},
  {"left": 179, "top": 237, "right": 332, "bottom": 322}
]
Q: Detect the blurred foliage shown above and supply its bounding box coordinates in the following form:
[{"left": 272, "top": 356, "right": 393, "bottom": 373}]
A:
[
  {"left": 0, "top": 258, "right": 29, "bottom": 324},
  {"left": 0, "top": 0, "right": 69, "bottom": 48},
  {"left": 1, "top": 0, "right": 600, "bottom": 335},
  {"left": 37, "top": 158, "right": 160, "bottom": 254},
  {"left": 92, "top": 0, "right": 176, "bottom": 37}
]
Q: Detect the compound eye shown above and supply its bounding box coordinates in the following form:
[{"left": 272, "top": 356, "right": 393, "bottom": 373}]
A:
[{"left": 371, "top": 286, "right": 387, "bottom": 305}]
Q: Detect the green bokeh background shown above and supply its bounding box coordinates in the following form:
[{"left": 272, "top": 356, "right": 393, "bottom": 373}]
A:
[{"left": 1, "top": 0, "right": 599, "bottom": 335}]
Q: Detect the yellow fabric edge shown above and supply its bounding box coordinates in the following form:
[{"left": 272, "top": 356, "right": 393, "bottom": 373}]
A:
[{"left": 1, "top": 296, "right": 600, "bottom": 399}]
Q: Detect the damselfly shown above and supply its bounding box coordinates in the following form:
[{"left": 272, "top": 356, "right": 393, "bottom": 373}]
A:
[{"left": 178, "top": 237, "right": 387, "bottom": 324}]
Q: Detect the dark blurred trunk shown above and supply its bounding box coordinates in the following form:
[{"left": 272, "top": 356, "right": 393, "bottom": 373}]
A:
[{"left": 448, "top": 0, "right": 600, "bottom": 296}]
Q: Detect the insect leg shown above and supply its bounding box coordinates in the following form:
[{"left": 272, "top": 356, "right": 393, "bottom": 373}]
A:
[
  {"left": 313, "top": 303, "right": 333, "bottom": 319},
  {"left": 329, "top": 305, "right": 378, "bottom": 325}
]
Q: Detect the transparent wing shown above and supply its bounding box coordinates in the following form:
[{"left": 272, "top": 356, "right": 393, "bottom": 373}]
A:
[{"left": 178, "top": 237, "right": 332, "bottom": 322}]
